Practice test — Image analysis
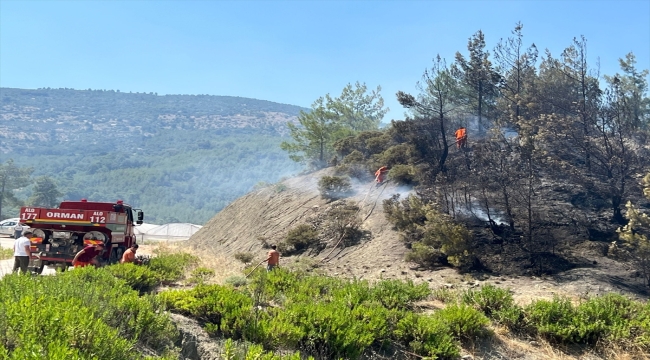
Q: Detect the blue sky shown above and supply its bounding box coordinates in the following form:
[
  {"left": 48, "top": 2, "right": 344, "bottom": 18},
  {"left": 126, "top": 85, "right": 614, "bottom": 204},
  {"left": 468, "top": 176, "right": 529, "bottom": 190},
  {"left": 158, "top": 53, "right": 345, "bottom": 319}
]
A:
[{"left": 1, "top": 0, "right": 649, "bottom": 121}]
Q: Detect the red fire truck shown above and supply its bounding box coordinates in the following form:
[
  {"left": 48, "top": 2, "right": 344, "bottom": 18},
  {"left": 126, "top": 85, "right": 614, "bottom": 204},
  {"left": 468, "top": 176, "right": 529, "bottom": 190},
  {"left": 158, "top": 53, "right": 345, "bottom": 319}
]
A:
[{"left": 19, "top": 199, "right": 143, "bottom": 273}]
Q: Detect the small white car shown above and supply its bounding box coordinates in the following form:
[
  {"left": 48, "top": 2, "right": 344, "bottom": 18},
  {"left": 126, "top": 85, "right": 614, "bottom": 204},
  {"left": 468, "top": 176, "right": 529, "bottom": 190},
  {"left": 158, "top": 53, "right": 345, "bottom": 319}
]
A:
[{"left": 0, "top": 218, "right": 29, "bottom": 237}]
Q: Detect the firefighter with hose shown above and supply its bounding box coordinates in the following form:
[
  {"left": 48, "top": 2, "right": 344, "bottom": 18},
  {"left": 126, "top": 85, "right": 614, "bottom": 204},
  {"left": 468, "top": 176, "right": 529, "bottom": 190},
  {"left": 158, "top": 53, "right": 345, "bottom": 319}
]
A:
[
  {"left": 246, "top": 245, "right": 280, "bottom": 277},
  {"left": 455, "top": 126, "right": 467, "bottom": 149},
  {"left": 375, "top": 166, "right": 389, "bottom": 186}
]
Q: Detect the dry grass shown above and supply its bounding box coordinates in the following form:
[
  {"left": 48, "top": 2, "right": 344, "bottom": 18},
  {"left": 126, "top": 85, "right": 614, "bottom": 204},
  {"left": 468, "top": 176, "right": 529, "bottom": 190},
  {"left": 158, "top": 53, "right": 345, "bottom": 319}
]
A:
[
  {"left": 0, "top": 246, "right": 13, "bottom": 260},
  {"left": 139, "top": 242, "right": 243, "bottom": 284},
  {"left": 462, "top": 329, "right": 650, "bottom": 360}
]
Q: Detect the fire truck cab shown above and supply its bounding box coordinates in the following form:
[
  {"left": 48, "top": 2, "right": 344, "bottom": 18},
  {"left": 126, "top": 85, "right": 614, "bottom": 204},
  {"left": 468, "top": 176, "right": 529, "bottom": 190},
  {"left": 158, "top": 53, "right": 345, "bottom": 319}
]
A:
[{"left": 19, "top": 199, "right": 143, "bottom": 273}]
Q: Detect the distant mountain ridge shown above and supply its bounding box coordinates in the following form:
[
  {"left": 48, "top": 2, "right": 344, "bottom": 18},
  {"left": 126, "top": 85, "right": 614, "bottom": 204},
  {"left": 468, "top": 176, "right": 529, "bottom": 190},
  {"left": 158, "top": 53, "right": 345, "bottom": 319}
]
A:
[
  {"left": 0, "top": 87, "right": 307, "bottom": 153},
  {"left": 0, "top": 87, "right": 306, "bottom": 224}
]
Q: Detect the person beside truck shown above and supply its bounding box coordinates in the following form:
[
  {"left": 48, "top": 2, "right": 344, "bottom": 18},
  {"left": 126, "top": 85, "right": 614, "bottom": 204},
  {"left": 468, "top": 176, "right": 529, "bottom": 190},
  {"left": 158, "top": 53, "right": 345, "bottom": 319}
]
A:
[
  {"left": 120, "top": 243, "right": 141, "bottom": 264},
  {"left": 13, "top": 230, "right": 33, "bottom": 273},
  {"left": 71, "top": 243, "right": 105, "bottom": 268},
  {"left": 13, "top": 223, "right": 24, "bottom": 239}
]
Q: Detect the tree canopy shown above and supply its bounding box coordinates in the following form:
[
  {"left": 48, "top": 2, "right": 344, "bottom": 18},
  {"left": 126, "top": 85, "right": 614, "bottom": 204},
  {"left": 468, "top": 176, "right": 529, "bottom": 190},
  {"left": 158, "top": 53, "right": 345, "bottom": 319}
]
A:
[{"left": 281, "top": 82, "right": 388, "bottom": 168}]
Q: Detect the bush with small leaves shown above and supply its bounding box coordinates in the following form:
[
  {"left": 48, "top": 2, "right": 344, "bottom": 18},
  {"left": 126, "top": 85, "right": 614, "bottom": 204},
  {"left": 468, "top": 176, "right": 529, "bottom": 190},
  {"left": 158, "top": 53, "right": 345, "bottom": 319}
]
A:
[
  {"left": 148, "top": 251, "right": 198, "bottom": 284},
  {"left": 462, "top": 285, "right": 523, "bottom": 329},
  {"left": 188, "top": 266, "right": 215, "bottom": 284},
  {"left": 434, "top": 303, "right": 490, "bottom": 340},
  {"left": 335, "top": 163, "right": 370, "bottom": 180},
  {"left": 105, "top": 262, "right": 162, "bottom": 293},
  {"left": 0, "top": 267, "right": 178, "bottom": 358},
  {"left": 393, "top": 312, "right": 459, "bottom": 359},
  {"left": 342, "top": 149, "right": 364, "bottom": 164},
  {"left": 371, "top": 279, "right": 431, "bottom": 310},
  {"left": 385, "top": 194, "right": 473, "bottom": 267},
  {"left": 317, "top": 176, "right": 352, "bottom": 200},
  {"left": 234, "top": 251, "right": 255, "bottom": 265},
  {"left": 283, "top": 224, "right": 320, "bottom": 253},
  {"left": 388, "top": 164, "right": 417, "bottom": 185},
  {"left": 225, "top": 275, "right": 249, "bottom": 287}
]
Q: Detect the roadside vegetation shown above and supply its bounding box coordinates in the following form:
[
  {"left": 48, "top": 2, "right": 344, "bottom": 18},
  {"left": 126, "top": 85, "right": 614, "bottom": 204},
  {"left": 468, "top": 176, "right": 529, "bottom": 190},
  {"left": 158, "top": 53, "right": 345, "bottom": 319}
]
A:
[
  {"left": 0, "top": 245, "right": 12, "bottom": 260},
  {"left": 2, "top": 244, "right": 649, "bottom": 359},
  {"left": 159, "top": 267, "right": 650, "bottom": 359},
  {"left": 0, "top": 267, "right": 179, "bottom": 359}
]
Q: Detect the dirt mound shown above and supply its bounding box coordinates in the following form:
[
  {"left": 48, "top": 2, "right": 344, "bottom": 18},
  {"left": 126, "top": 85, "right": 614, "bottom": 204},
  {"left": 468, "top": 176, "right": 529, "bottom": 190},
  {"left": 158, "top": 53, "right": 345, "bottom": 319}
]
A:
[{"left": 186, "top": 168, "right": 421, "bottom": 281}]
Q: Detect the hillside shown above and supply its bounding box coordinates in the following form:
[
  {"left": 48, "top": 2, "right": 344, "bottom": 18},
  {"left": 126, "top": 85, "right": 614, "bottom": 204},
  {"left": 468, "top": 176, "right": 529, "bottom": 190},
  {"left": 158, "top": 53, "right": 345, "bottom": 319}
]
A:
[
  {"left": 187, "top": 168, "right": 649, "bottom": 305},
  {"left": 0, "top": 87, "right": 306, "bottom": 223}
]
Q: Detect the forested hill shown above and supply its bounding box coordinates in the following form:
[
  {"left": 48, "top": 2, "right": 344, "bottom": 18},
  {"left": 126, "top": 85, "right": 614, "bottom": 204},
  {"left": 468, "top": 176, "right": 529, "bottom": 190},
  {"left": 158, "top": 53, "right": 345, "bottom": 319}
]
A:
[{"left": 0, "top": 87, "right": 306, "bottom": 224}]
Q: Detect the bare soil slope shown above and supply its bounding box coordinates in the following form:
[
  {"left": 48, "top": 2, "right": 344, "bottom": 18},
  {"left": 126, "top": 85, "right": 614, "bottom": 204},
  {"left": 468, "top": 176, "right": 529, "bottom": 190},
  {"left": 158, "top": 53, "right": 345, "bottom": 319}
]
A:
[{"left": 186, "top": 169, "right": 648, "bottom": 303}]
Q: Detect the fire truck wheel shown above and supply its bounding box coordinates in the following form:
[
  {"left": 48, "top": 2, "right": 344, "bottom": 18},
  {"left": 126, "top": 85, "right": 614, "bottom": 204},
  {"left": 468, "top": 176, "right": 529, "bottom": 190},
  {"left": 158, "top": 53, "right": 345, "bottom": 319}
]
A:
[
  {"left": 33, "top": 263, "right": 45, "bottom": 275},
  {"left": 111, "top": 247, "right": 124, "bottom": 264}
]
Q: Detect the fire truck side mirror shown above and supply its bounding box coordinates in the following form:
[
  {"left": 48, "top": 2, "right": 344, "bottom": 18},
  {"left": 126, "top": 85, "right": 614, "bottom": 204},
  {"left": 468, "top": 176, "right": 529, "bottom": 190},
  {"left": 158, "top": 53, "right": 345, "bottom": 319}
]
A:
[{"left": 136, "top": 210, "right": 144, "bottom": 225}]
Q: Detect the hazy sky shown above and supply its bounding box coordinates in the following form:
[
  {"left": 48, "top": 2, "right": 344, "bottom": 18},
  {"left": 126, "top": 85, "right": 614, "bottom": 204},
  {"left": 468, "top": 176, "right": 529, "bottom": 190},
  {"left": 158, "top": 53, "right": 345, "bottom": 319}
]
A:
[{"left": 1, "top": 0, "right": 649, "bottom": 121}]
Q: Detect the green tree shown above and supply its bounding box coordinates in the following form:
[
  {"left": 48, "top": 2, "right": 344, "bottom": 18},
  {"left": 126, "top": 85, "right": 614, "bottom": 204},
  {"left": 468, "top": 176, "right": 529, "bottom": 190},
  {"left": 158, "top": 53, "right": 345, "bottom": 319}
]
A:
[
  {"left": 397, "top": 55, "right": 462, "bottom": 172},
  {"left": 604, "top": 53, "right": 650, "bottom": 129},
  {"left": 455, "top": 30, "right": 500, "bottom": 134},
  {"left": 326, "top": 82, "right": 389, "bottom": 131},
  {"left": 0, "top": 159, "right": 33, "bottom": 220},
  {"left": 28, "top": 176, "right": 63, "bottom": 208},
  {"left": 493, "top": 22, "right": 538, "bottom": 123},
  {"left": 281, "top": 97, "right": 339, "bottom": 167},
  {"left": 281, "top": 83, "right": 387, "bottom": 168}
]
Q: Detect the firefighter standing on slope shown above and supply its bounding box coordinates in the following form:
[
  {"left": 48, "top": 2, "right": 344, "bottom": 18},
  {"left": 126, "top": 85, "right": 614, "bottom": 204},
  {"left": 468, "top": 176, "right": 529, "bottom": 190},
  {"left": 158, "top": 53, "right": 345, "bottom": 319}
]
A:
[
  {"left": 455, "top": 126, "right": 467, "bottom": 149},
  {"left": 375, "top": 166, "right": 389, "bottom": 185}
]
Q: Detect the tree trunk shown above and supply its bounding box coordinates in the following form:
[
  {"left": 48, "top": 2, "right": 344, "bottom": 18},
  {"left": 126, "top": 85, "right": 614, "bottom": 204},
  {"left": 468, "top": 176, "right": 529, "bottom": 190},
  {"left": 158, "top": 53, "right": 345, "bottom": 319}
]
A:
[
  {"left": 478, "top": 80, "right": 483, "bottom": 134},
  {"left": 439, "top": 105, "right": 448, "bottom": 172}
]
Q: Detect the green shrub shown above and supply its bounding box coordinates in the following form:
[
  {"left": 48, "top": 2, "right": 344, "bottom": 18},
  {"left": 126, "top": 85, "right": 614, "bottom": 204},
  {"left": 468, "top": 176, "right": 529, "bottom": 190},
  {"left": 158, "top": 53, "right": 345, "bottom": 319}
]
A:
[
  {"left": 335, "top": 163, "right": 371, "bottom": 180},
  {"left": 317, "top": 176, "right": 352, "bottom": 200},
  {"left": 159, "top": 284, "right": 257, "bottom": 340},
  {"left": 388, "top": 164, "right": 417, "bottom": 185},
  {"left": 326, "top": 203, "right": 364, "bottom": 246},
  {"left": 462, "top": 285, "right": 512, "bottom": 316},
  {"left": 234, "top": 252, "right": 255, "bottom": 265},
  {"left": 432, "top": 286, "right": 460, "bottom": 303},
  {"left": 283, "top": 224, "right": 319, "bottom": 252},
  {"left": 405, "top": 242, "right": 447, "bottom": 267},
  {"left": 462, "top": 285, "right": 523, "bottom": 329},
  {"left": 273, "top": 300, "right": 389, "bottom": 358},
  {"left": 148, "top": 251, "right": 198, "bottom": 284},
  {"left": 393, "top": 312, "right": 459, "bottom": 359},
  {"left": 188, "top": 266, "right": 215, "bottom": 284},
  {"left": 525, "top": 297, "right": 579, "bottom": 343},
  {"left": 384, "top": 194, "right": 473, "bottom": 267},
  {"left": 0, "top": 267, "right": 178, "bottom": 358},
  {"left": 434, "top": 303, "right": 489, "bottom": 340},
  {"left": 525, "top": 293, "right": 648, "bottom": 346},
  {"left": 377, "top": 144, "right": 413, "bottom": 167},
  {"left": 371, "top": 279, "right": 430, "bottom": 310},
  {"left": 225, "top": 275, "right": 249, "bottom": 287},
  {"left": 342, "top": 149, "right": 364, "bottom": 164},
  {"left": 220, "top": 338, "right": 313, "bottom": 360},
  {"left": 105, "top": 263, "right": 162, "bottom": 293}
]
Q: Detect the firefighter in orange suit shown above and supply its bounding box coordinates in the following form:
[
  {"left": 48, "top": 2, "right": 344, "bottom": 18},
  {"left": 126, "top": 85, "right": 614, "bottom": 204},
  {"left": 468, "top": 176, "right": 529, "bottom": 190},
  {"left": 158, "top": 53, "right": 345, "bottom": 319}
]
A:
[
  {"left": 375, "top": 166, "right": 389, "bottom": 185},
  {"left": 455, "top": 126, "right": 467, "bottom": 149}
]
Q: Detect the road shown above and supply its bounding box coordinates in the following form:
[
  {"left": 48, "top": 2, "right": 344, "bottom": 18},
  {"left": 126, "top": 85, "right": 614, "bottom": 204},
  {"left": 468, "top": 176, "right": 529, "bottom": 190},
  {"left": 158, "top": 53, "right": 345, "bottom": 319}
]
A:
[{"left": 0, "top": 234, "right": 56, "bottom": 277}]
